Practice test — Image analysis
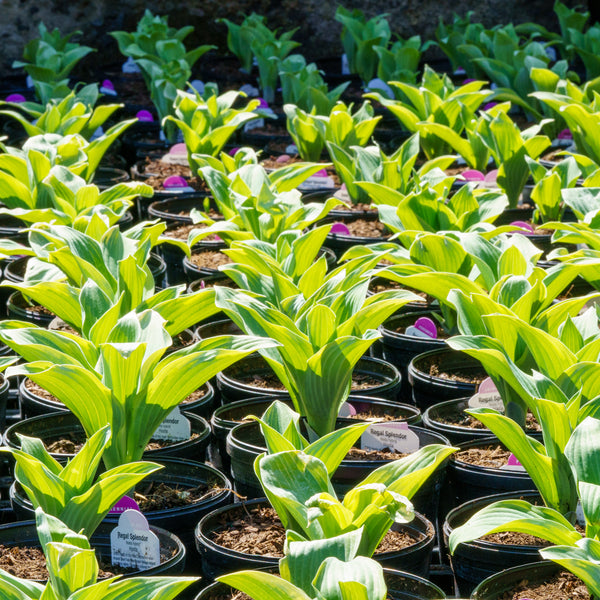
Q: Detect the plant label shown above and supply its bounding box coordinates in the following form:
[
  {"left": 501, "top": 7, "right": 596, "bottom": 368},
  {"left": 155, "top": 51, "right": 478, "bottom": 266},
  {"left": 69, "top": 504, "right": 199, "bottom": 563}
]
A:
[
  {"left": 190, "top": 79, "right": 205, "bottom": 94},
  {"left": 154, "top": 406, "right": 191, "bottom": 442},
  {"left": 244, "top": 118, "right": 265, "bottom": 132},
  {"left": 90, "top": 126, "right": 105, "bottom": 141},
  {"left": 111, "top": 509, "right": 160, "bottom": 570},
  {"left": 110, "top": 495, "right": 141, "bottom": 514},
  {"left": 468, "top": 377, "right": 504, "bottom": 411},
  {"left": 5, "top": 93, "right": 26, "bottom": 103},
  {"left": 285, "top": 144, "right": 299, "bottom": 155},
  {"left": 298, "top": 172, "right": 335, "bottom": 191},
  {"left": 366, "top": 78, "right": 394, "bottom": 99},
  {"left": 26, "top": 75, "right": 34, "bottom": 89},
  {"left": 136, "top": 110, "right": 154, "bottom": 122},
  {"left": 405, "top": 317, "right": 438, "bottom": 339},
  {"left": 361, "top": 422, "right": 419, "bottom": 453},
  {"left": 341, "top": 53, "right": 350, "bottom": 75},
  {"left": 333, "top": 185, "right": 351, "bottom": 204},
  {"left": 100, "top": 79, "right": 117, "bottom": 96},
  {"left": 338, "top": 402, "right": 357, "bottom": 418},
  {"left": 500, "top": 453, "right": 526, "bottom": 472},
  {"left": 330, "top": 222, "right": 351, "bottom": 235},
  {"left": 545, "top": 46, "right": 557, "bottom": 61},
  {"left": 240, "top": 83, "right": 259, "bottom": 97},
  {"left": 461, "top": 170, "right": 486, "bottom": 182},
  {"left": 576, "top": 502, "right": 586, "bottom": 527},
  {"left": 122, "top": 57, "right": 141, "bottom": 73},
  {"left": 510, "top": 221, "right": 535, "bottom": 234},
  {"left": 162, "top": 175, "right": 195, "bottom": 194}
]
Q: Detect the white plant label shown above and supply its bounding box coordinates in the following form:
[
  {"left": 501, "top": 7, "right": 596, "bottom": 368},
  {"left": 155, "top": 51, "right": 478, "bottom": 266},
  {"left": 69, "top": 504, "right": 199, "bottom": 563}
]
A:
[
  {"left": 366, "top": 78, "right": 394, "bottom": 99},
  {"left": 341, "top": 53, "right": 350, "bottom": 75},
  {"left": 190, "top": 79, "right": 205, "bottom": 94},
  {"left": 240, "top": 83, "right": 259, "bottom": 97},
  {"left": 122, "top": 57, "right": 141, "bottom": 73},
  {"left": 153, "top": 406, "right": 191, "bottom": 442},
  {"left": 545, "top": 46, "right": 557, "bottom": 61},
  {"left": 298, "top": 175, "right": 336, "bottom": 191},
  {"left": 468, "top": 377, "right": 504, "bottom": 412},
  {"left": 333, "top": 186, "right": 351, "bottom": 203},
  {"left": 285, "top": 144, "right": 299, "bottom": 155},
  {"left": 576, "top": 502, "right": 586, "bottom": 527},
  {"left": 338, "top": 402, "right": 357, "bottom": 418},
  {"left": 244, "top": 118, "right": 265, "bottom": 132},
  {"left": 499, "top": 453, "right": 526, "bottom": 472},
  {"left": 111, "top": 509, "right": 160, "bottom": 570},
  {"left": 361, "top": 422, "right": 420, "bottom": 453}
]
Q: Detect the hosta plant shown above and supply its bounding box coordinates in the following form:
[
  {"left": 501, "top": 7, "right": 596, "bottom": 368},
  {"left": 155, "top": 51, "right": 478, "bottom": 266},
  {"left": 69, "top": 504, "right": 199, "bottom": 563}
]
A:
[
  {"left": 214, "top": 264, "right": 419, "bottom": 437},
  {"left": 364, "top": 66, "right": 492, "bottom": 159},
  {"left": 449, "top": 417, "right": 600, "bottom": 598},
  {"left": 0, "top": 220, "right": 218, "bottom": 339},
  {"left": 217, "top": 13, "right": 270, "bottom": 74},
  {"left": 373, "top": 35, "right": 427, "bottom": 87},
  {"left": 13, "top": 23, "right": 94, "bottom": 104},
  {"left": 0, "top": 309, "right": 275, "bottom": 468},
  {"left": 164, "top": 88, "right": 261, "bottom": 172},
  {"left": 0, "top": 509, "right": 196, "bottom": 600},
  {"left": 5, "top": 425, "right": 160, "bottom": 537},
  {"left": 334, "top": 6, "right": 391, "bottom": 83}
]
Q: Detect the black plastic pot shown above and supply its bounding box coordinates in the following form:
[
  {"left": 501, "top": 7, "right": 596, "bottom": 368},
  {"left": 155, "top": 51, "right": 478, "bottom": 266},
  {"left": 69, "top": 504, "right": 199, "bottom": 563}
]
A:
[
  {"left": 322, "top": 214, "right": 391, "bottom": 259},
  {"left": 443, "top": 436, "right": 535, "bottom": 514},
  {"left": 10, "top": 457, "right": 231, "bottom": 559},
  {"left": 18, "top": 377, "right": 216, "bottom": 421},
  {"left": 7, "top": 291, "right": 55, "bottom": 326},
  {"left": 0, "top": 375, "right": 11, "bottom": 434},
  {"left": 408, "top": 349, "right": 486, "bottom": 411},
  {"left": 226, "top": 421, "right": 449, "bottom": 524},
  {"left": 3, "top": 411, "right": 212, "bottom": 463},
  {"left": 210, "top": 394, "right": 422, "bottom": 474},
  {"left": 443, "top": 491, "right": 544, "bottom": 597},
  {"left": 217, "top": 354, "right": 403, "bottom": 404},
  {"left": 195, "top": 498, "right": 436, "bottom": 581},
  {"left": 91, "top": 166, "right": 130, "bottom": 189},
  {"left": 377, "top": 311, "right": 448, "bottom": 401},
  {"left": 183, "top": 247, "right": 231, "bottom": 281},
  {"left": 422, "top": 398, "right": 498, "bottom": 445},
  {"left": 471, "top": 560, "right": 571, "bottom": 599},
  {"left": 0, "top": 518, "right": 186, "bottom": 580},
  {"left": 195, "top": 568, "right": 446, "bottom": 600}
]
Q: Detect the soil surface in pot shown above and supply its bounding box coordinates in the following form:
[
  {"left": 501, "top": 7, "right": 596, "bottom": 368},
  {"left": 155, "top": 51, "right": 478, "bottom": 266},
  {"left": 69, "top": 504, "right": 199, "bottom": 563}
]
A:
[
  {"left": 437, "top": 409, "right": 541, "bottom": 432},
  {"left": 139, "top": 158, "right": 207, "bottom": 192},
  {"left": 454, "top": 443, "right": 512, "bottom": 468},
  {"left": 134, "top": 480, "right": 224, "bottom": 511},
  {"left": 335, "top": 218, "right": 386, "bottom": 238},
  {"left": 189, "top": 250, "right": 233, "bottom": 270},
  {"left": 233, "top": 371, "right": 383, "bottom": 392},
  {"left": 0, "top": 543, "right": 177, "bottom": 579},
  {"left": 497, "top": 570, "right": 589, "bottom": 599},
  {"left": 164, "top": 223, "right": 220, "bottom": 242},
  {"left": 345, "top": 447, "right": 409, "bottom": 461},
  {"left": 350, "top": 409, "right": 410, "bottom": 422},
  {"left": 421, "top": 356, "right": 487, "bottom": 384},
  {"left": 209, "top": 506, "right": 421, "bottom": 556}
]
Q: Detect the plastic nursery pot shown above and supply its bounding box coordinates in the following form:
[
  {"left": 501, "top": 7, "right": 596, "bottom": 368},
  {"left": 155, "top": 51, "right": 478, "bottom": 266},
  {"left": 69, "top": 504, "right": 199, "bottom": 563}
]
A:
[
  {"left": 10, "top": 458, "right": 232, "bottom": 559},
  {"left": 377, "top": 311, "right": 448, "bottom": 402},
  {"left": 182, "top": 247, "right": 230, "bottom": 282},
  {"left": 210, "top": 394, "right": 422, "bottom": 475},
  {"left": 91, "top": 166, "right": 130, "bottom": 189},
  {"left": 442, "top": 436, "right": 535, "bottom": 515},
  {"left": 216, "top": 354, "right": 403, "bottom": 404},
  {"left": 471, "top": 560, "right": 574, "bottom": 599},
  {"left": 422, "top": 398, "right": 500, "bottom": 446},
  {"left": 226, "top": 421, "right": 449, "bottom": 525},
  {"left": 7, "top": 291, "right": 55, "bottom": 327},
  {"left": 408, "top": 348, "right": 486, "bottom": 412},
  {"left": 0, "top": 518, "right": 186, "bottom": 581},
  {"left": 442, "top": 491, "right": 543, "bottom": 597},
  {"left": 18, "top": 377, "right": 216, "bottom": 421},
  {"left": 195, "top": 568, "right": 446, "bottom": 600},
  {"left": 195, "top": 498, "right": 436, "bottom": 581},
  {"left": 3, "top": 411, "right": 212, "bottom": 463},
  {"left": 0, "top": 375, "right": 11, "bottom": 434},
  {"left": 322, "top": 214, "right": 391, "bottom": 259}
]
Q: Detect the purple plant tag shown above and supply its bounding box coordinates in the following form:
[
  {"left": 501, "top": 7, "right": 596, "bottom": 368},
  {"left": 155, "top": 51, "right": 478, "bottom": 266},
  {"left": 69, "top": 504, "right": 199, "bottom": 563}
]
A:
[
  {"left": 257, "top": 97, "right": 269, "bottom": 109},
  {"left": 136, "top": 110, "right": 154, "bottom": 122},
  {"left": 6, "top": 93, "right": 26, "bottom": 103},
  {"left": 558, "top": 128, "right": 573, "bottom": 140},
  {"left": 484, "top": 169, "right": 499, "bottom": 184},
  {"left": 331, "top": 222, "right": 351, "bottom": 235},
  {"left": 101, "top": 79, "right": 115, "bottom": 91},
  {"left": 314, "top": 169, "right": 329, "bottom": 177},
  {"left": 276, "top": 154, "right": 291, "bottom": 163},
  {"left": 461, "top": 170, "right": 485, "bottom": 182},
  {"left": 510, "top": 221, "right": 535, "bottom": 234},
  {"left": 414, "top": 317, "right": 438, "bottom": 339},
  {"left": 463, "top": 78, "right": 476, "bottom": 84},
  {"left": 163, "top": 175, "right": 189, "bottom": 189},
  {"left": 229, "top": 147, "right": 240, "bottom": 156},
  {"left": 199, "top": 280, "right": 206, "bottom": 289},
  {"left": 169, "top": 143, "right": 187, "bottom": 155},
  {"left": 483, "top": 102, "right": 498, "bottom": 110},
  {"left": 507, "top": 454, "right": 522, "bottom": 467},
  {"left": 109, "top": 495, "right": 140, "bottom": 514}
]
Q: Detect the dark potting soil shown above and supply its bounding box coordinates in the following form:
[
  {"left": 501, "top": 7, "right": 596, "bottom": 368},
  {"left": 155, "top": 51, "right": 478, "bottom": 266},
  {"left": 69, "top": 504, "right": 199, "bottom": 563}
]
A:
[
  {"left": 350, "top": 410, "right": 408, "bottom": 422},
  {"left": 454, "top": 444, "right": 511, "bottom": 468},
  {"left": 341, "top": 219, "right": 387, "bottom": 238},
  {"left": 245, "top": 123, "right": 290, "bottom": 138},
  {"left": 189, "top": 250, "right": 233, "bottom": 270},
  {"left": 346, "top": 447, "right": 409, "bottom": 461},
  {"left": 209, "top": 506, "right": 420, "bottom": 556},
  {"left": 480, "top": 531, "right": 551, "bottom": 547},
  {"left": 438, "top": 410, "right": 541, "bottom": 432},
  {"left": 140, "top": 159, "right": 207, "bottom": 192},
  {"left": 205, "top": 592, "right": 253, "bottom": 600},
  {"left": 235, "top": 371, "right": 384, "bottom": 392},
  {"left": 0, "top": 544, "right": 176, "bottom": 579},
  {"left": 16, "top": 303, "right": 54, "bottom": 316},
  {"left": 424, "top": 358, "right": 487, "bottom": 384},
  {"left": 497, "top": 571, "right": 589, "bottom": 599},
  {"left": 134, "top": 481, "right": 223, "bottom": 511}
]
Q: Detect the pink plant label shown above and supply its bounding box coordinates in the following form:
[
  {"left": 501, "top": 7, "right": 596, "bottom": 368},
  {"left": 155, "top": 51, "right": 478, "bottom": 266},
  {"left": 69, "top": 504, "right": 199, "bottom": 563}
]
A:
[
  {"left": 276, "top": 154, "right": 292, "bottom": 163},
  {"left": 109, "top": 495, "right": 141, "bottom": 514},
  {"left": 461, "top": 170, "right": 485, "bottom": 182},
  {"left": 361, "top": 422, "right": 420, "bottom": 453},
  {"left": 314, "top": 169, "right": 329, "bottom": 177},
  {"left": 136, "top": 110, "right": 154, "bottom": 122},
  {"left": 484, "top": 169, "right": 499, "bottom": 184},
  {"left": 406, "top": 317, "right": 438, "bottom": 339},
  {"left": 558, "top": 128, "right": 573, "bottom": 140},
  {"left": 338, "top": 402, "right": 357, "bottom": 417},
  {"left": 6, "top": 93, "right": 26, "bottom": 103},
  {"left": 510, "top": 221, "right": 535, "bottom": 234},
  {"left": 500, "top": 453, "right": 526, "bottom": 472},
  {"left": 229, "top": 147, "right": 240, "bottom": 156},
  {"left": 468, "top": 377, "right": 504, "bottom": 411},
  {"left": 331, "top": 222, "right": 351, "bottom": 235},
  {"left": 169, "top": 143, "right": 187, "bottom": 155},
  {"left": 163, "top": 175, "right": 190, "bottom": 188},
  {"left": 199, "top": 280, "right": 206, "bottom": 289}
]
